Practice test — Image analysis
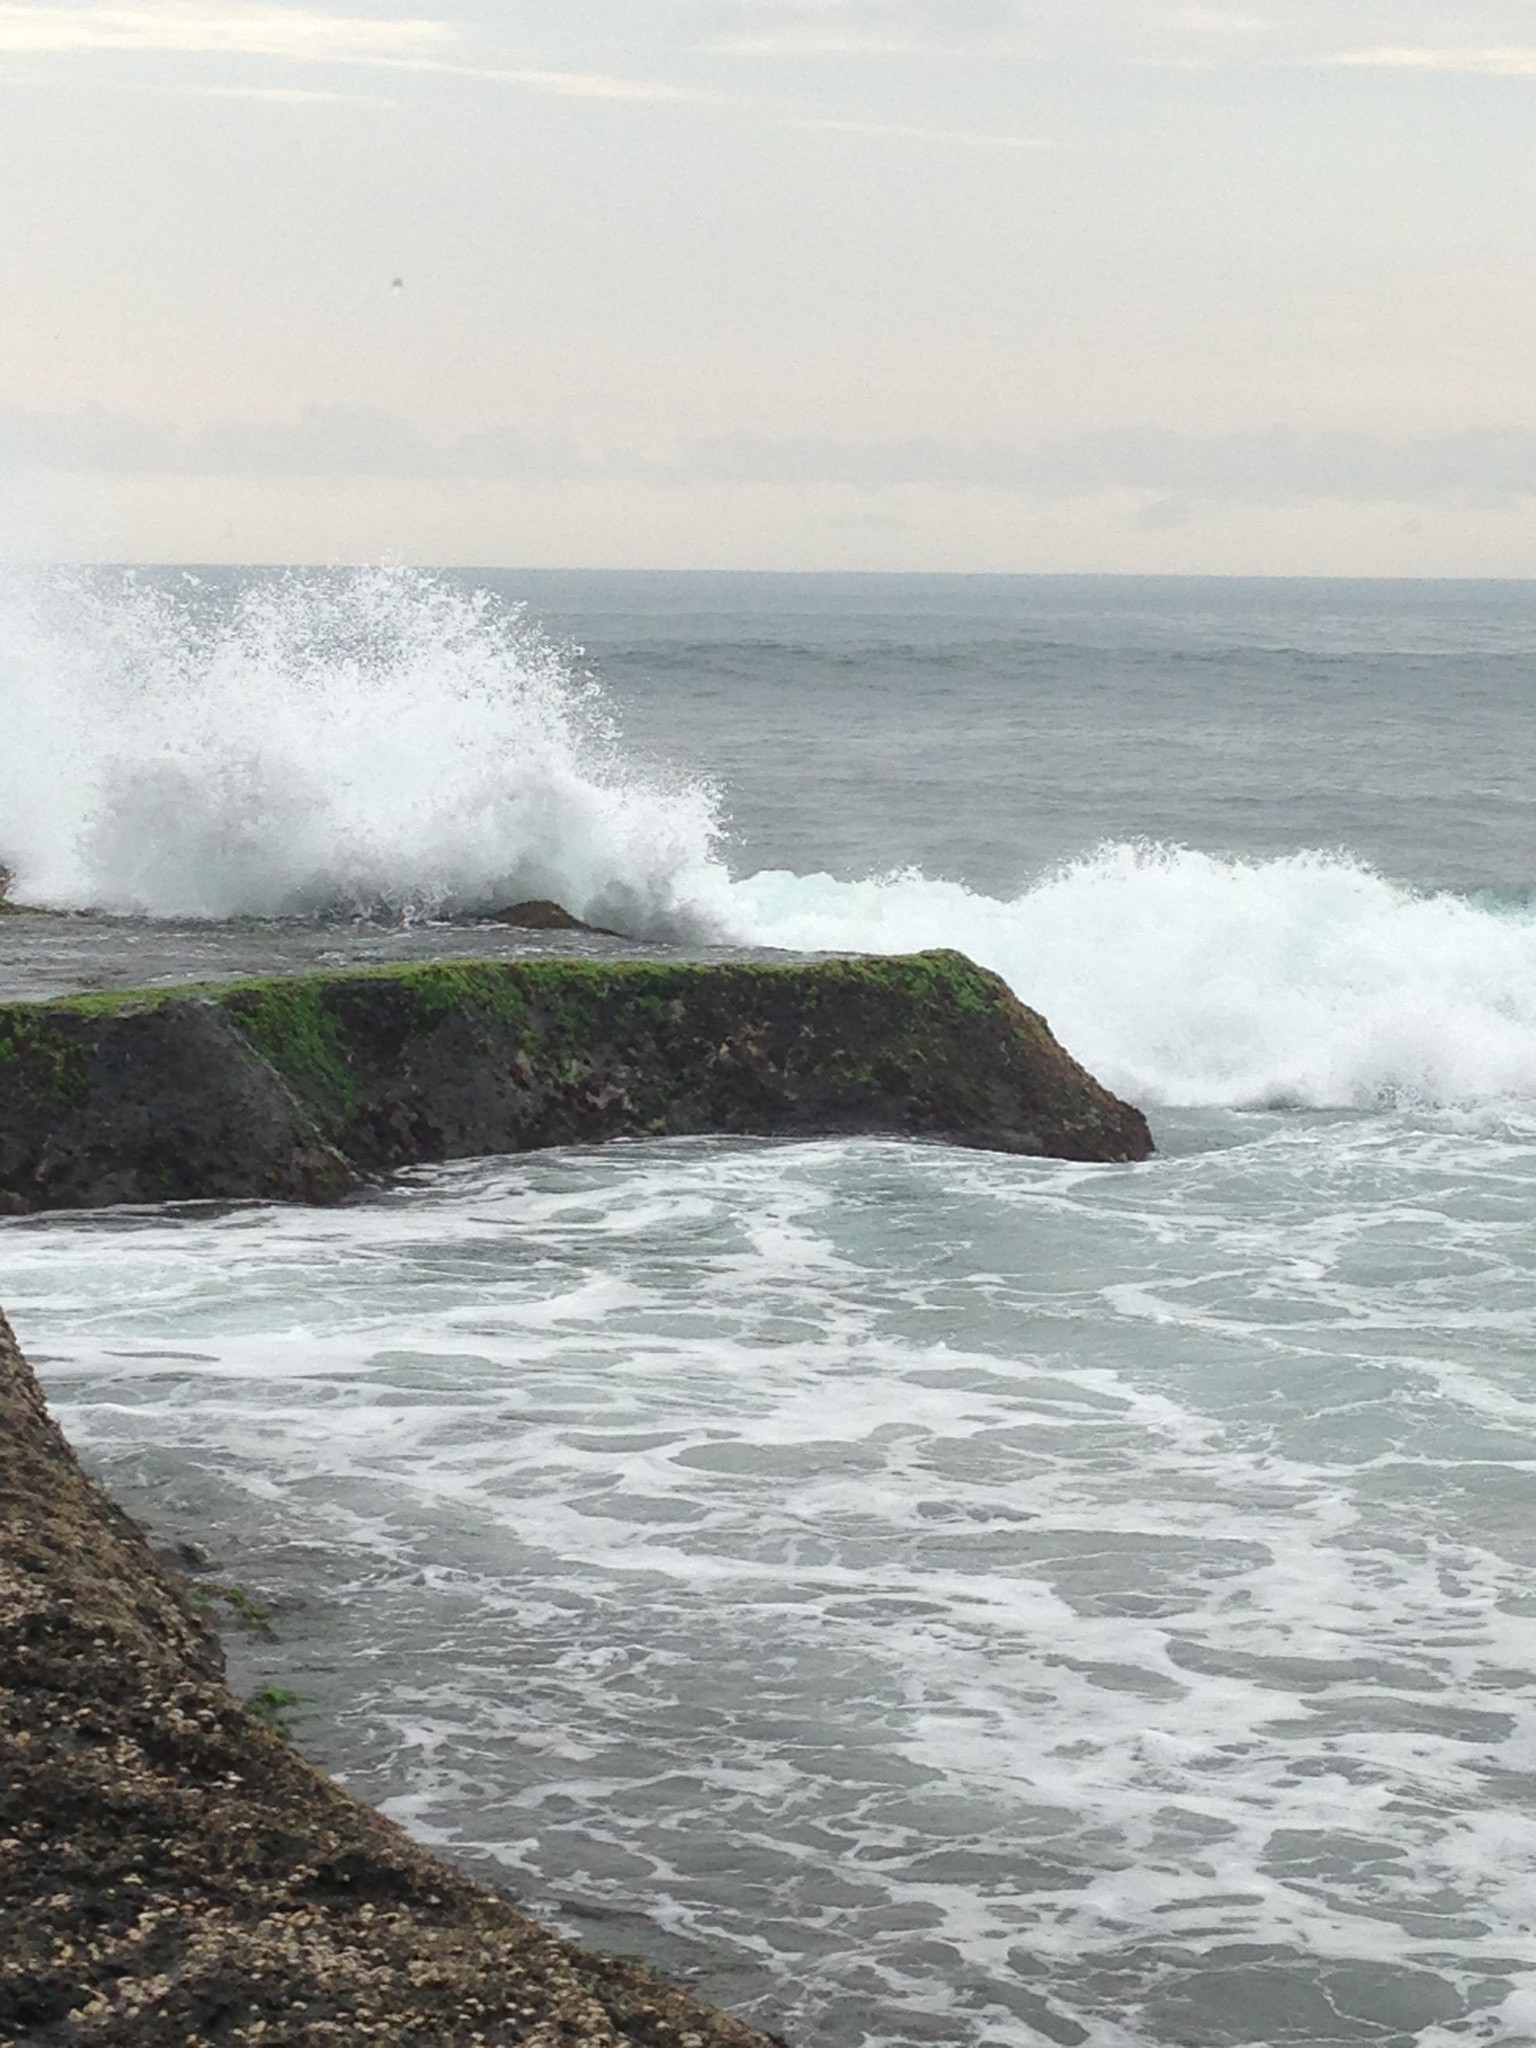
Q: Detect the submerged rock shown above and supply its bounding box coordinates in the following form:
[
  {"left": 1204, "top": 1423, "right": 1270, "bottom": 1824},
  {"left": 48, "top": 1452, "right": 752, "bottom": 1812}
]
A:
[
  {"left": 483, "top": 898, "right": 625, "bottom": 937},
  {"left": 0, "top": 950, "right": 1152, "bottom": 1212},
  {"left": 0, "top": 1309, "right": 777, "bottom": 2047}
]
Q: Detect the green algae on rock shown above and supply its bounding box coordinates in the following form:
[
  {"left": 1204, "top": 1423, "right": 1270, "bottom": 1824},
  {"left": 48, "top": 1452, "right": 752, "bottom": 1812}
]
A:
[
  {"left": 0, "top": 950, "right": 1151, "bottom": 1212},
  {"left": 0, "top": 1309, "right": 779, "bottom": 2048}
]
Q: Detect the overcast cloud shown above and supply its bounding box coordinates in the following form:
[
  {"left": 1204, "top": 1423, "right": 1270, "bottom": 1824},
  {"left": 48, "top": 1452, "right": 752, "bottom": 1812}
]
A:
[
  {"left": 3, "top": 0, "right": 1535, "bottom": 569},
  {"left": 690, "top": 1, "right": 1022, "bottom": 57},
  {"left": 0, "top": 4, "right": 451, "bottom": 58}
]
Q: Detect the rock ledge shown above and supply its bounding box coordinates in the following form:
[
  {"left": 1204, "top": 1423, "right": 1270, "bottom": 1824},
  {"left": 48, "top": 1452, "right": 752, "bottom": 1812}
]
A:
[{"left": 0, "top": 951, "right": 1151, "bottom": 1211}]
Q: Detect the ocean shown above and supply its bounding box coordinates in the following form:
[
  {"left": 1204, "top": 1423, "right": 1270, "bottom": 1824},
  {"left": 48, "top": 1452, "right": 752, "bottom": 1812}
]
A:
[{"left": 2, "top": 567, "right": 1535, "bottom": 2047}]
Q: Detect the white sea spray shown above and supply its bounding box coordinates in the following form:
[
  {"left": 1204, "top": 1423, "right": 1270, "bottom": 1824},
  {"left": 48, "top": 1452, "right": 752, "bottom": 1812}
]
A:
[{"left": 0, "top": 565, "right": 728, "bottom": 934}]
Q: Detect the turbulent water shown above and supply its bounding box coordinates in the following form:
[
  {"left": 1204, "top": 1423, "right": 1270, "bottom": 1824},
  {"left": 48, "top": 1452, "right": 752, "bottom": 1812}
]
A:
[{"left": 3, "top": 567, "right": 1536, "bottom": 2046}]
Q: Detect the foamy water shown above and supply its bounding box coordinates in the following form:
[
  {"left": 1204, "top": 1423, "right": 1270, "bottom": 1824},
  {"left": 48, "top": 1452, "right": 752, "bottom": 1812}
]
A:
[
  {"left": 728, "top": 850, "right": 1536, "bottom": 1111},
  {"left": 8, "top": 1121, "right": 1536, "bottom": 2047}
]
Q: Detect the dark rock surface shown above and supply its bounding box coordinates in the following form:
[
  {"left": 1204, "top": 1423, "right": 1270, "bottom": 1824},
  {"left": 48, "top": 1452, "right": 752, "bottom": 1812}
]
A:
[
  {"left": 0, "top": 1309, "right": 777, "bottom": 2048},
  {"left": 0, "top": 1000, "right": 353, "bottom": 1212},
  {"left": 0, "top": 950, "right": 1151, "bottom": 1212},
  {"left": 484, "top": 900, "right": 625, "bottom": 937}
]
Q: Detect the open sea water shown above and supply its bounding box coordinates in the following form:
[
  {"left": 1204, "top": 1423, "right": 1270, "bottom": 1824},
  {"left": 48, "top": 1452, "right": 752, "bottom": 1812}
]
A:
[{"left": 3, "top": 569, "right": 1536, "bottom": 2047}]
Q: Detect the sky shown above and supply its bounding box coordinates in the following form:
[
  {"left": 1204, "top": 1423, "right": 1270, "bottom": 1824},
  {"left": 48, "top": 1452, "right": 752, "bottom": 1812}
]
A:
[{"left": 3, "top": 0, "right": 1536, "bottom": 572}]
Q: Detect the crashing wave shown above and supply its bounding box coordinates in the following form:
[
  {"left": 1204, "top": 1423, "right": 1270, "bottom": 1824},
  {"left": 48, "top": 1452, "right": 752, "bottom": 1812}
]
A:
[
  {"left": 4, "top": 565, "right": 1535, "bottom": 1112},
  {"left": 0, "top": 566, "right": 728, "bottom": 937}
]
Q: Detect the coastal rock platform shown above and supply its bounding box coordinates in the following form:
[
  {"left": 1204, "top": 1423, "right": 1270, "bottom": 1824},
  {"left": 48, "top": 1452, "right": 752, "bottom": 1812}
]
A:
[
  {"left": 0, "top": 951, "right": 1151, "bottom": 1213},
  {"left": 0, "top": 1309, "right": 778, "bottom": 2048}
]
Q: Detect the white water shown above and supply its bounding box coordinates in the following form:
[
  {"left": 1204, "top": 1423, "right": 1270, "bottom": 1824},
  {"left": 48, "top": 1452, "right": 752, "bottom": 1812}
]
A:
[
  {"left": 3, "top": 566, "right": 1535, "bottom": 1113},
  {"left": 0, "top": 567, "right": 723, "bottom": 937},
  {"left": 10, "top": 1121, "right": 1536, "bottom": 2047},
  {"left": 730, "top": 851, "right": 1536, "bottom": 1113}
]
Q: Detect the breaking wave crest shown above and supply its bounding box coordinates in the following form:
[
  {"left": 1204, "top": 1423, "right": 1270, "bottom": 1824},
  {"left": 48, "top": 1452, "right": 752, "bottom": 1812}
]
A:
[
  {"left": 3, "top": 565, "right": 1534, "bottom": 1112},
  {"left": 727, "top": 849, "right": 1536, "bottom": 1111},
  {"left": 0, "top": 566, "right": 728, "bottom": 936}
]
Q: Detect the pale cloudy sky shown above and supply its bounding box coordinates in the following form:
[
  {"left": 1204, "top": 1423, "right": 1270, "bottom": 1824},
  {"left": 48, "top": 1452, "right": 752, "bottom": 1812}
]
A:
[{"left": 3, "top": 0, "right": 1536, "bottom": 571}]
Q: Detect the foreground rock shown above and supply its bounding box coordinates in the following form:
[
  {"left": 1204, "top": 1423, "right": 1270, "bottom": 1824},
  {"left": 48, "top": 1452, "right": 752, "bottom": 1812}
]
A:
[
  {"left": 0, "top": 1310, "right": 778, "bottom": 2047},
  {"left": 0, "top": 951, "right": 1151, "bottom": 1212}
]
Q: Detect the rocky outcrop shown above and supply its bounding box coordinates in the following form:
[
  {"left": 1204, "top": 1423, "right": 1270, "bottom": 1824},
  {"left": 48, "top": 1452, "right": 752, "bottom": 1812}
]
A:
[
  {"left": 0, "top": 999, "right": 354, "bottom": 1212},
  {"left": 483, "top": 900, "right": 624, "bottom": 936},
  {"left": 0, "top": 1310, "right": 776, "bottom": 2047},
  {"left": 0, "top": 950, "right": 1151, "bottom": 1212}
]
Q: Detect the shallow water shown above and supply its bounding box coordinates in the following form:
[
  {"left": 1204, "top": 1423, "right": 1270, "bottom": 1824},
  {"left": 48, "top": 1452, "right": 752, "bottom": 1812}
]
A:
[
  {"left": 0, "top": 908, "right": 780, "bottom": 1004},
  {"left": 9, "top": 1112, "right": 1536, "bottom": 2047}
]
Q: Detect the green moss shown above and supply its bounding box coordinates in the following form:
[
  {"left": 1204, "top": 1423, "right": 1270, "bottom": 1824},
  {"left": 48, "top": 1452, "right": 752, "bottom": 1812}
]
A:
[
  {"left": 11, "top": 946, "right": 996, "bottom": 1019},
  {"left": 0, "top": 949, "right": 1017, "bottom": 1132},
  {"left": 0, "top": 1012, "right": 93, "bottom": 1106},
  {"left": 244, "top": 1686, "right": 300, "bottom": 1741},
  {"left": 204, "top": 1583, "right": 277, "bottom": 1640},
  {"left": 223, "top": 979, "right": 365, "bottom": 1127}
]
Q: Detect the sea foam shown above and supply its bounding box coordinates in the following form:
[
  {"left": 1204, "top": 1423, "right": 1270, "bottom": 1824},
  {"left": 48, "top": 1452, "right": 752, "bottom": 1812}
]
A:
[
  {"left": 3, "top": 565, "right": 1534, "bottom": 1114},
  {"left": 727, "top": 848, "right": 1536, "bottom": 1112},
  {"left": 0, "top": 566, "right": 726, "bottom": 936}
]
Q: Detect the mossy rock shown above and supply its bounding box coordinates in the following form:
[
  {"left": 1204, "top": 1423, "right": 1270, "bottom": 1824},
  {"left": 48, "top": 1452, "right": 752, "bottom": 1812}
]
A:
[{"left": 0, "top": 951, "right": 1150, "bottom": 1212}]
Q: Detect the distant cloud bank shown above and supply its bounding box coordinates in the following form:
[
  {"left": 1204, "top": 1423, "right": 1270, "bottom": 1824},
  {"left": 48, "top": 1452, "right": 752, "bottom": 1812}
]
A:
[{"left": 4, "top": 405, "right": 1535, "bottom": 505}]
